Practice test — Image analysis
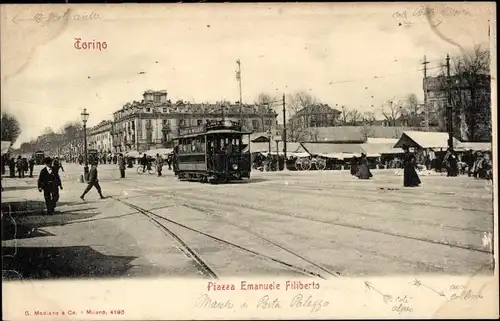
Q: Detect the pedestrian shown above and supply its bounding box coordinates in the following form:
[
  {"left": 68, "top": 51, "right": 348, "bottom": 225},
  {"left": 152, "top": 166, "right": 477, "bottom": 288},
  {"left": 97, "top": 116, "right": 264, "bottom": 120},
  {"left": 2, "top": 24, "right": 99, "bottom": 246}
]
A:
[
  {"left": 402, "top": 145, "right": 421, "bottom": 187},
  {"left": 444, "top": 148, "right": 458, "bottom": 177},
  {"left": 9, "top": 157, "right": 15, "bottom": 178},
  {"left": 16, "top": 156, "right": 24, "bottom": 178},
  {"left": 356, "top": 153, "right": 373, "bottom": 179},
  {"left": 80, "top": 162, "right": 105, "bottom": 201},
  {"left": 52, "top": 158, "right": 64, "bottom": 203},
  {"left": 22, "top": 157, "right": 28, "bottom": 174},
  {"left": 166, "top": 153, "right": 172, "bottom": 170},
  {"left": 28, "top": 156, "right": 35, "bottom": 178},
  {"left": 156, "top": 153, "right": 163, "bottom": 177},
  {"left": 142, "top": 153, "right": 148, "bottom": 173},
  {"left": 350, "top": 156, "right": 359, "bottom": 176},
  {"left": 118, "top": 153, "right": 126, "bottom": 178},
  {"left": 37, "top": 157, "right": 58, "bottom": 214}
]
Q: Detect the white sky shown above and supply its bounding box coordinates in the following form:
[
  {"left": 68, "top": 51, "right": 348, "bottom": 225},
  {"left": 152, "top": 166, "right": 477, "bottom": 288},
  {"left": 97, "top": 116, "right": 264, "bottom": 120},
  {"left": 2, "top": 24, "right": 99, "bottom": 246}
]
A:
[{"left": 1, "top": 3, "right": 493, "bottom": 147}]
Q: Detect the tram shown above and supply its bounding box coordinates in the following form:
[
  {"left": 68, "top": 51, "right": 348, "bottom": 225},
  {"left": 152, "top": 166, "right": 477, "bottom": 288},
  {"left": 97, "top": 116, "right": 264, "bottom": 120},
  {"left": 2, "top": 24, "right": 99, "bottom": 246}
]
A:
[
  {"left": 174, "top": 120, "right": 252, "bottom": 183},
  {"left": 34, "top": 151, "right": 45, "bottom": 165}
]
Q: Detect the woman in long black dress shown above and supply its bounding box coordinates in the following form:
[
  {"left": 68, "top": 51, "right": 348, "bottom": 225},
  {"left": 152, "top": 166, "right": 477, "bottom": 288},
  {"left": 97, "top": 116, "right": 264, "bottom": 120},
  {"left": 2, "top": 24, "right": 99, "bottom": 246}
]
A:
[
  {"left": 403, "top": 145, "right": 421, "bottom": 187},
  {"left": 356, "top": 153, "right": 373, "bottom": 179},
  {"left": 350, "top": 156, "right": 359, "bottom": 176}
]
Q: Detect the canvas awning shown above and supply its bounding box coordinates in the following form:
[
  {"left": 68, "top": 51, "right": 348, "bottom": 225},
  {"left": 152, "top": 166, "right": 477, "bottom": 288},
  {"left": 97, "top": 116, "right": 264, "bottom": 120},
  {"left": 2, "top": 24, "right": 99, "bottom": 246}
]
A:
[
  {"left": 1, "top": 141, "right": 11, "bottom": 155},
  {"left": 455, "top": 142, "right": 492, "bottom": 151},
  {"left": 361, "top": 143, "right": 404, "bottom": 157},
  {"left": 300, "top": 143, "right": 363, "bottom": 156},
  {"left": 394, "top": 131, "right": 461, "bottom": 149},
  {"left": 144, "top": 148, "right": 173, "bottom": 157},
  {"left": 125, "top": 150, "right": 142, "bottom": 158}
]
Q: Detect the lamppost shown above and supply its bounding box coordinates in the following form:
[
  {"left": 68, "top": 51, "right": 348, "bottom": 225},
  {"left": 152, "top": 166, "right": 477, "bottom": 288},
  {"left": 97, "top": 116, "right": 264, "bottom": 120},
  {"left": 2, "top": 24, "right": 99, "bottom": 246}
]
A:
[{"left": 81, "top": 108, "right": 90, "bottom": 182}]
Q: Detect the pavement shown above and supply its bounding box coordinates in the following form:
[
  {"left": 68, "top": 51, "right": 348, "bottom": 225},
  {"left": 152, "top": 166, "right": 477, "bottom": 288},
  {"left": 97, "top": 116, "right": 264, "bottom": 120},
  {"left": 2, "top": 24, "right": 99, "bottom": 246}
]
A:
[{"left": 1, "top": 163, "right": 495, "bottom": 280}]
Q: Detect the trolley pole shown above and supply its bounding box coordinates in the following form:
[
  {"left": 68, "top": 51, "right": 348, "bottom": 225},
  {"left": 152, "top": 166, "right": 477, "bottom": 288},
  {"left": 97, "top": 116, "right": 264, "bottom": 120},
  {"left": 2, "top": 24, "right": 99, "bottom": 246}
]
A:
[
  {"left": 282, "top": 93, "right": 287, "bottom": 160},
  {"left": 236, "top": 59, "right": 243, "bottom": 126},
  {"left": 422, "top": 55, "right": 430, "bottom": 131},
  {"left": 446, "top": 53, "right": 453, "bottom": 150}
]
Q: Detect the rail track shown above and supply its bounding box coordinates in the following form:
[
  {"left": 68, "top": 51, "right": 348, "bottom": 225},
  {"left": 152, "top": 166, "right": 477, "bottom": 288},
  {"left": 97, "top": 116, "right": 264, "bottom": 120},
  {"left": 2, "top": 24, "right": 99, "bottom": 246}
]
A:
[
  {"left": 170, "top": 188, "right": 492, "bottom": 254},
  {"left": 112, "top": 181, "right": 491, "bottom": 254},
  {"left": 111, "top": 186, "right": 449, "bottom": 273},
  {"left": 111, "top": 196, "right": 333, "bottom": 279}
]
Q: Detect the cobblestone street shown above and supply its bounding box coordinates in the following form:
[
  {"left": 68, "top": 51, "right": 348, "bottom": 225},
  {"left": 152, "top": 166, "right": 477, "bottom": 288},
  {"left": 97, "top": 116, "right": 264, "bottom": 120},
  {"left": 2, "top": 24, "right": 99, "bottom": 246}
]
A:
[{"left": 1, "top": 164, "right": 495, "bottom": 280}]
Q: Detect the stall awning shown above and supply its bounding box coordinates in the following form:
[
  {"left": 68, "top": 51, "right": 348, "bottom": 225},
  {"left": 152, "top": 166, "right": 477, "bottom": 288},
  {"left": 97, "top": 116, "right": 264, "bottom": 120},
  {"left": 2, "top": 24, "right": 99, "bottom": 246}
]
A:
[
  {"left": 394, "top": 131, "right": 461, "bottom": 149},
  {"left": 361, "top": 143, "right": 404, "bottom": 157},
  {"left": 455, "top": 142, "right": 492, "bottom": 151},
  {"left": 1, "top": 141, "right": 11, "bottom": 155},
  {"left": 125, "top": 150, "right": 142, "bottom": 158}
]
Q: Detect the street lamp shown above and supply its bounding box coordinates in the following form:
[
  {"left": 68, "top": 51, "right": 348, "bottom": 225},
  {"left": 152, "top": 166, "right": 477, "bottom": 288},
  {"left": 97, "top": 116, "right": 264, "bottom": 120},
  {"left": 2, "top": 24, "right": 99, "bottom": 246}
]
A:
[{"left": 81, "top": 108, "right": 90, "bottom": 182}]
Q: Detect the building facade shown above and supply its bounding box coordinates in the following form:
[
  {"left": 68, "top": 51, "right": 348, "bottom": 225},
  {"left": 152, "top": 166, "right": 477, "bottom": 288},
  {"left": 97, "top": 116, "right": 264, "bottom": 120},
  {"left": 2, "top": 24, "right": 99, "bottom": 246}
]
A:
[
  {"left": 424, "top": 74, "right": 491, "bottom": 140},
  {"left": 287, "top": 104, "right": 342, "bottom": 142},
  {"left": 88, "top": 120, "right": 113, "bottom": 154},
  {"left": 112, "top": 90, "right": 278, "bottom": 152}
]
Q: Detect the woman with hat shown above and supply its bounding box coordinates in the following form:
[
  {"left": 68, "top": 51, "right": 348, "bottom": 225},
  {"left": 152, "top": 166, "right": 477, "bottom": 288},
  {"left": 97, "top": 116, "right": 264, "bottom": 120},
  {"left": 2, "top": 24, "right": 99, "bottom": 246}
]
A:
[
  {"left": 355, "top": 153, "right": 373, "bottom": 179},
  {"left": 402, "top": 145, "right": 421, "bottom": 187}
]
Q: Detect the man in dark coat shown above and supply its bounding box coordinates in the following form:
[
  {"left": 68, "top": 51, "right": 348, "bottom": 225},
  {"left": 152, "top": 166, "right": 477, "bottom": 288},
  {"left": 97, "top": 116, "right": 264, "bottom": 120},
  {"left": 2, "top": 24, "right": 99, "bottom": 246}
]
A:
[
  {"left": 142, "top": 153, "right": 148, "bottom": 173},
  {"left": 9, "top": 157, "right": 16, "bottom": 178},
  {"left": 118, "top": 154, "right": 126, "bottom": 178},
  {"left": 28, "top": 156, "right": 35, "bottom": 178},
  {"left": 16, "top": 156, "right": 24, "bottom": 178},
  {"left": 80, "top": 162, "right": 105, "bottom": 200},
  {"left": 38, "top": 157, "right": 58, "bottom": 214}
]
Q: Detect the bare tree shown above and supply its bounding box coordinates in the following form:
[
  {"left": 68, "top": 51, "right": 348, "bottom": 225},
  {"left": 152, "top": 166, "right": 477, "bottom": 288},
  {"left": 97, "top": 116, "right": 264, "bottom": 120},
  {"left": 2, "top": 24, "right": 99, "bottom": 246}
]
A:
[
  {"left": 360, "top": 123, "right": 374, "bottom": 142},
  {"left": 255, "top": 93, "right": 279, "bottom": 132},
  {"left": 402, "top": 93, "right": 422, "bottom": 127},
  {"left": 1, "top": 111, "right": 21, "bottom": 145},
  {"left": 362, "top": 111, "right": 376, "bottom": 125},
  {"left": 433, "top": 45, "right": 491, "bottom": 141},
  {"left": 286, "top": 91, "right": 320, "bottom": 142},
  {"left": 345, "top": 108, "right": 362, "bottom": 125},
  {"left": 380, "top": 100, "right": 403, "bottom": 127}
]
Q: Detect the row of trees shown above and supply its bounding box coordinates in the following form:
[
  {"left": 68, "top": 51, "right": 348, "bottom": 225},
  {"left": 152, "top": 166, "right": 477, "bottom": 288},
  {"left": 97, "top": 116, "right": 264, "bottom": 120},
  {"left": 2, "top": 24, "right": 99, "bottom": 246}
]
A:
[
  {"left": 255, "top": 45, "right": 491, "bottom": 142},
  {"left": 16, "top": 122, "right": 85, "bottom": 156},
  {"left": 1, "top": 112, "right": 22, "bottom": 146}
]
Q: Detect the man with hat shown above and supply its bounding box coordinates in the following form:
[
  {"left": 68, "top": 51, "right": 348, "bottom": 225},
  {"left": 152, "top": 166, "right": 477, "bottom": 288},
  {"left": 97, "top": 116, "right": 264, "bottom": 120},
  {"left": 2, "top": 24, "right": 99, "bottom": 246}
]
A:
[
  {"left": 81, "top": 161, "right": 105, "bottom": 200},
  {"left": 37, "top": 157, "right": 59, "bottom": 214}
]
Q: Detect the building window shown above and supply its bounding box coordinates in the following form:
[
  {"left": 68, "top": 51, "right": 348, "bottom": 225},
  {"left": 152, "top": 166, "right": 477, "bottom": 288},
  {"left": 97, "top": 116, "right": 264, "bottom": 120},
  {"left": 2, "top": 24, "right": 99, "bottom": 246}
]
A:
[
  {"left": 197, "top": 119, "right": 202, "bottom": 126},
  {"left": 163, "top": 108, "right": 168, "bottom": 113},
  {"left": 146, "top": 108, "right": 151, "bottom": 112},
  {"left": 252, "top": 120, "right": 259, "bottom": 129}
]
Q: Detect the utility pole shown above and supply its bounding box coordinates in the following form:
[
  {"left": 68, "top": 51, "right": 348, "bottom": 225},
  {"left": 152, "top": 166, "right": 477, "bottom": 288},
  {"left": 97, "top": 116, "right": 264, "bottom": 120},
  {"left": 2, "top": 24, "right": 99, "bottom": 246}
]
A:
[
  {"left": 422, "top": 55, "right": 430, "bottom": 131},
  {"left": 446, "top": 53, "right": 453, "bottom": 150},
  {"left": 282, "top": 93, "right": 287, "bottom": 162},
  {"left": 236, "top": 59, "right": 243, "bottom": 126}
]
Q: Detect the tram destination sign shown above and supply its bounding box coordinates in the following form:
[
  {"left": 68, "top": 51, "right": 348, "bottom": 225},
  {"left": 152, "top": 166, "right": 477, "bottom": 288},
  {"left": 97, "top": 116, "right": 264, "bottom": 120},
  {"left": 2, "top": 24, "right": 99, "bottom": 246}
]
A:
[{"left": 178, "top": 124, "right": 207, "bottom": 136}]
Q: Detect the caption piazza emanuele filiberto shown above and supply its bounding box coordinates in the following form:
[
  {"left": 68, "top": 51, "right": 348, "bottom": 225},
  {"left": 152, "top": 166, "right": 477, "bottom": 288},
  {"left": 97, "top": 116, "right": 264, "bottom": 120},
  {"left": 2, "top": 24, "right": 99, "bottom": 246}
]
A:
[{"left": 207, "top": 280, "right": 321, "bottom": 291}]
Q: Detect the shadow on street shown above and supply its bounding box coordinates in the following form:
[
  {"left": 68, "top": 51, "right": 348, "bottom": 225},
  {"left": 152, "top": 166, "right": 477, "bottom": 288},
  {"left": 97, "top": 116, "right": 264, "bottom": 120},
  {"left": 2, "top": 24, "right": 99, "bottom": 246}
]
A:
[
  {"left": 1, "top": 200, "right": 98, "bottom": 241},
  {"left": 1, "top": 185, "right": 37, "bottom": 192},
  {"left": 2, "top": 246, "right": 138, "bottom": 280}
]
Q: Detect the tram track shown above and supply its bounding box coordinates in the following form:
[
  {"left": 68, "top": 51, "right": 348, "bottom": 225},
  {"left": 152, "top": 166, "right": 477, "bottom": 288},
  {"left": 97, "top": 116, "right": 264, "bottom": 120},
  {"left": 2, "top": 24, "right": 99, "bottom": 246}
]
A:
[
  {"left": 109, "top": 180, "right": 492, "bottom": 275},
  {"left": 111, "top": 196, "right": 330, "bottom": 279},
  {"left": 111, "top": 197, "right": 219, "bottom": 279},
  {"left": 249, "top": 183, "right": 492, "bottom": 214},
  {"left": 168, "top": 188, "right": 492, "bottom": 254},
  {"left": 113, "top": 180, "right": 490, "bottom": 243},
  {"left": 111, "top": 186, "right": 450, "bottom": 273}
]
